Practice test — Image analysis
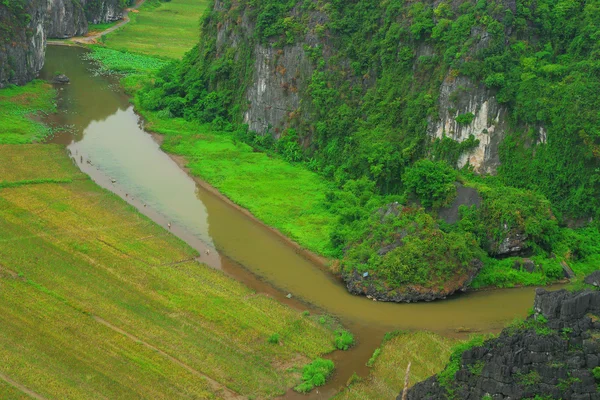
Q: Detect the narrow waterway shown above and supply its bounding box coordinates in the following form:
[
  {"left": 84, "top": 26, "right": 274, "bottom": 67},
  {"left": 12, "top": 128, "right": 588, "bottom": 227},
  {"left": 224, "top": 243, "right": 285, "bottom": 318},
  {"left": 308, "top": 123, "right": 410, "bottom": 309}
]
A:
[{"left": 41, "top": 45, "right": 553, "bottom": 398}]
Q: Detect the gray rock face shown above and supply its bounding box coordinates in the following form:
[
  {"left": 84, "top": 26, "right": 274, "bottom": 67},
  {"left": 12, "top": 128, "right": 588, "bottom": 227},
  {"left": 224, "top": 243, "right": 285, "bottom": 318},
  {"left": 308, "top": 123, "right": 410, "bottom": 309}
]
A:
[
  {"left": 0, "top": 0, "right": 125, "bottom": 88},
  {"left": 81, "top": 0, "right": 124, "bottom": 25},
  {"left": 52, "top": 73, "right": 70, "bottom": 84},
  {"left": 429, "top": 72, "right": 510, "bottom": 174},
  {"left": 406, "top": 289, "right": 600, "bottom": 400},
  {"left": 585, "top": 271, "right": 600, "bottom": 287},
  {"left": 213, "top": 0, "right": 325, "bottom": 138},
  {"left": 46, "top": 0, "right": 87, "bottom": 38},
  {"left": 438, "top": 183, "right": 482, "bottom": 225},
  {"left": 0, "top": 0, "right": 48, "bottom": 88},
  {"left": 486, "top": 224, "right": 529, "bottom": 257}
]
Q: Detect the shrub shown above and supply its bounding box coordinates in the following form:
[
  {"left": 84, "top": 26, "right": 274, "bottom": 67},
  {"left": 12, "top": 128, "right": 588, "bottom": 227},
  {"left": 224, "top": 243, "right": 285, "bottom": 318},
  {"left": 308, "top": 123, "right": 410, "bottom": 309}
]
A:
[
  {"left": 267, "top": 334, "right": 280, "bottom": 344},
  {"left": 366, "top": 348, "right": 381, "bottom": 367},
  {"left": 294, "top": 358, "right": 335, "bottom": 393},
  {"left": 334, "top": 329, "right": 355, "bottom": 350},
  {"left": 592, "top": 366, "right": 600, "bottom": 381},
  {"left": 403, "top": 160, "right": 457, "bottom": 208},
  {"left": 454, "top": 112, "right": 475, "bottom": 125}
]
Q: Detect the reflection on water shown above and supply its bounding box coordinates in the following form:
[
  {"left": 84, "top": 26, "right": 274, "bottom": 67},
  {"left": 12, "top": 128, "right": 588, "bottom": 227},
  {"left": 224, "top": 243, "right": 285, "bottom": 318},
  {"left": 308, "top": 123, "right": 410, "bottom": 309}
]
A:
[{"left": 41, "top": 45, "right": 556, "bottom": 397}]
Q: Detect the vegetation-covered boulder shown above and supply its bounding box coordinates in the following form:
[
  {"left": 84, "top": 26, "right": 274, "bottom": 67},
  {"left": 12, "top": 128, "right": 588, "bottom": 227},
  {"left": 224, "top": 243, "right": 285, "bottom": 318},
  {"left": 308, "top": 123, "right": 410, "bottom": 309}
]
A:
[
  {"left": 406, "top": 287, "right": 600, "bottom": 399},
  {"left": 341, "top": 205, "right": 484, "bottom": 302},
  {"left": 475, "top": 183, "right": 560, "bottom": 257}
]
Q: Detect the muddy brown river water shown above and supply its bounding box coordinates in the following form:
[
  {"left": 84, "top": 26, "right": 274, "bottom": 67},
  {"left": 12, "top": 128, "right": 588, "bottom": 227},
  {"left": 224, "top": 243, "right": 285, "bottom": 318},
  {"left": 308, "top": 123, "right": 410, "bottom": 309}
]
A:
[{"left": 41, "top": 45, "right": 555, "bottom": 398}]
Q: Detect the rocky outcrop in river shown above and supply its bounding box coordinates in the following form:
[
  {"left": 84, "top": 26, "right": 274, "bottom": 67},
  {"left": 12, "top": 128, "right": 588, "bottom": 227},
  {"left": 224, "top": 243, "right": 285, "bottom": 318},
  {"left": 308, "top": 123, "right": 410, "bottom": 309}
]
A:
[{"left": 406, "top": 287, "right": 600, "bottom": 399}]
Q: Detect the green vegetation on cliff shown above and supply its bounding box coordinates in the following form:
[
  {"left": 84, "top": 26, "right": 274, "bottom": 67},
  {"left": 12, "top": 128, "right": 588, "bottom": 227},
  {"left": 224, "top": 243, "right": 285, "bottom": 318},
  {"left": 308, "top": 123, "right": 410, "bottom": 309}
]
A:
[
  {"left": 94, "top": 0, "right": 600, "bottom": 295},
  {"left": 145, "top": 0, "right": 600, "bottom": 217}
]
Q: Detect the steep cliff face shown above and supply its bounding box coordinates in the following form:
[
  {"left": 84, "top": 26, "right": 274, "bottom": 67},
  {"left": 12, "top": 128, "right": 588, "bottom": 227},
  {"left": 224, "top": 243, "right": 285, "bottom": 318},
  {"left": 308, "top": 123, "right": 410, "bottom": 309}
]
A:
[
  {"left": 0, "top": 1, "right": 47, "bottom": 88},
  {"left": 407, "top": 288, "right": 600, "bottom": 400},
  {"left": 46, "top": 0, "right": 125, "bottom": 39},
  {"left": 82, "top": 0, "right": 125, "bottom": 25},
  {"left": 46, "top": 0, "right": 87, "bottom": 39},
  {"left": 211, "top": 0, "right": 325, "bottom": 139},
  {"left": 0, "top": 0, "right": 126, "bottom": 87},
  {"left": 430, "top": 74, "right": 509, "bottom": 174},
  {"left": 145, "top": 0, "right": 600, "bottom": 219}
]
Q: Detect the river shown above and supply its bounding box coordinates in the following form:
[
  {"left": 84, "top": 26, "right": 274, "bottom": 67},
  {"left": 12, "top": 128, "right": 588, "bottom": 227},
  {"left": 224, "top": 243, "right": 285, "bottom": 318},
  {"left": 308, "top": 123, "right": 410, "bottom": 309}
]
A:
[{"left": 41, "top": 45, "right": 551, "bottom": 398}]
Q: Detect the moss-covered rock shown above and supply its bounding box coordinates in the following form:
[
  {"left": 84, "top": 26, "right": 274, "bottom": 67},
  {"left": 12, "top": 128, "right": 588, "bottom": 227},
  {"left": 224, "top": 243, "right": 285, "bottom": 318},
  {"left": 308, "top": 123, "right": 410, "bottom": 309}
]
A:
[{"left": 341, "top": 204, "right": 484, "bottom": 302}]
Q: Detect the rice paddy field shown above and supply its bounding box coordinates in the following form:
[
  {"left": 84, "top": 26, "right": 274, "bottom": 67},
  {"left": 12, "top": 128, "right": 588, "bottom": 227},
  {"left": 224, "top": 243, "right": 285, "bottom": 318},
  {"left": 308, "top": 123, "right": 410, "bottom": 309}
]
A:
[
  {"left": 335, "top": 332, "right": 456, "bottom": 400},
  {"left": 0, "top": 141, "right": 336, "bottom": 398},
  {"left": 101, "top": 0, "right": 210, "bottom": 59}
]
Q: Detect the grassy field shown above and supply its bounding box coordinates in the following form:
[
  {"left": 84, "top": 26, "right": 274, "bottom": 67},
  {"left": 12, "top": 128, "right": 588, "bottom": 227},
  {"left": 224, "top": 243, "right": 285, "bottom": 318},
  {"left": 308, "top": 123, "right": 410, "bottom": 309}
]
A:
[
  {"left": 335, "top": 332, "right": 456, "bottom": 399},
  {"left": 0, "top": 143, "right": 336, "bottom": 398},
  {"left": 101, "top": 0, "right": 210, "bottom": 59},
  {"left": 0, "top": 81, "right": 56, "bottom": 144}
]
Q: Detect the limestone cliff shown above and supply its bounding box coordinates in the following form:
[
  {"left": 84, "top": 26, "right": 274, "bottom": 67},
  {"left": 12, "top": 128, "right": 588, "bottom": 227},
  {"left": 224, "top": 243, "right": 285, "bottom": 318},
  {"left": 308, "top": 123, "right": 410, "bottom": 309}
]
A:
[
  {"left": 0, "top": 0, "right": 126, "bottom": 87},
  {"left": 46, "top": 0, "right": 87, "bottom": 38},
  {"left": 200, "top": 0, "right": 517, "bottom": 173},
  {"left": 0, "top": 1, "right": 47, "bottom": 88},
  {"left": 81, "top": 0, "right": 125, "bottom": 25},
  {"left": 149, "top": 0, "right": 600, "bottom": 218},
  {"left": 406, "top": 288, "right": 600, "bottom": 400},
  {"left": 46, "top": 0, "right": 125, "bottom": 39}
]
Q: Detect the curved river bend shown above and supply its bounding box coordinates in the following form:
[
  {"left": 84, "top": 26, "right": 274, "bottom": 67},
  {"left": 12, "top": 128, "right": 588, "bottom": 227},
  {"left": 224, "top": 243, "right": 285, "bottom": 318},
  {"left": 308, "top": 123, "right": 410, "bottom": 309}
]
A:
[{"left": 41, "top": 46, "right": 552, "bottom": 398}]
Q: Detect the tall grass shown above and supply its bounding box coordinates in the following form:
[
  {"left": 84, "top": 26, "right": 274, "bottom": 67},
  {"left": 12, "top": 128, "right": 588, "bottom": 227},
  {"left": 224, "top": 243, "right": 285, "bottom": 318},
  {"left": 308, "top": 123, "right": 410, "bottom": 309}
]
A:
[{"left": 0, "top": 81, "right": 56, "bottom": 143}]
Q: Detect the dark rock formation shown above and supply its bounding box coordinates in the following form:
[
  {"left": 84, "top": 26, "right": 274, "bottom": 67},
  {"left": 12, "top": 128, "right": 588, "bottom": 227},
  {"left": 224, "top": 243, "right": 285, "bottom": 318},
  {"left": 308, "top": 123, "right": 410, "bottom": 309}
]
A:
[
  {"left": 585, "top": 272, "right": 600, "bottom": 288},
  {"left": 406, "top": 288, "right": 600, "bottom": 400},
  {"left": 345, "top": 259, "right": 483, "bottom": 303},
  {"left": 81, "top": 0, "right": 125, "bottom": 25},
  {"left": 438, "top": 183, "right": 482, "bottom": 225},
  {"left": 512, "top": 258, "right": 537, "bottom": 273},
  {"left": 52, "top": 74, "right": 70, "bottom": 84},
  {"left": 486, "top": 225, "right": 529, "bottom": 257},
  {"left": 0, "top": 0, "right": 47, "bottom": 88}
]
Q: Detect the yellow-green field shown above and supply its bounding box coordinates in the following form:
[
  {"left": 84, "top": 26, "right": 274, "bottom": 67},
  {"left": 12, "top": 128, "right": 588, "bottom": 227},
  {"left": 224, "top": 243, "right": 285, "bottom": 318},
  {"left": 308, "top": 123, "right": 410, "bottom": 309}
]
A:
[
  {"left": 0, "top": 143, "right": 335, "bottom": 399},
  {"left": 336, "top": 332, "right": 456, "bottom": 399},
  {"left": 102, "top": 0, "right": 210, "bottom": 59}
]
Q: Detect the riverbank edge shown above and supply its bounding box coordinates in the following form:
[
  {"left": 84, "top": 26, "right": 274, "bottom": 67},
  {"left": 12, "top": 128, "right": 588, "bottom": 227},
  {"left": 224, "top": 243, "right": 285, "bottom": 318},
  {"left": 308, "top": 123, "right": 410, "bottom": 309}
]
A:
[{"left": 150, "top": 132, "right": 334, "bottom": 272}]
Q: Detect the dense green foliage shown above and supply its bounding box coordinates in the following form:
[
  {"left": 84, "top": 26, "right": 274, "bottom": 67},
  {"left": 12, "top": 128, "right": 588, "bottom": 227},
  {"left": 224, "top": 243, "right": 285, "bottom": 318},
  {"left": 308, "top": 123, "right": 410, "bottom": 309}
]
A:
[
  {"left": 141, "top": 0, "right": 599, "bottom": 215},
  {"left": 294, "top": 358, "right": 335, "bottom": 393},
  {"left": 403, "top": 160, "right": 457, "bottom": 208},
  {"left": 334, "top": 329, "right": 355, "bottom": 351},
  {"left": 116, "top": 0, "right": 600, "bottom": 292},
  {"left": 342, "top": 206, "right": 484, "bottom": 289}
]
